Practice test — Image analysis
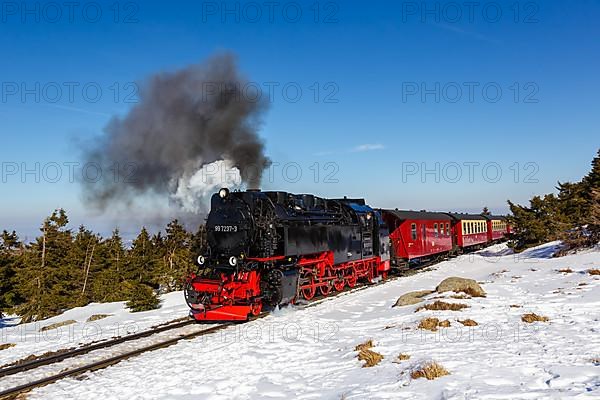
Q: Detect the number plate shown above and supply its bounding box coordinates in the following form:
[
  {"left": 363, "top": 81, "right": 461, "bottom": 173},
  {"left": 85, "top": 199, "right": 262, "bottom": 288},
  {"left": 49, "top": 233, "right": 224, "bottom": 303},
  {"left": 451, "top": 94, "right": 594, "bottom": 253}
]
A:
[{"left": 214, "top": 225, "right": 238, "bottom": 233}]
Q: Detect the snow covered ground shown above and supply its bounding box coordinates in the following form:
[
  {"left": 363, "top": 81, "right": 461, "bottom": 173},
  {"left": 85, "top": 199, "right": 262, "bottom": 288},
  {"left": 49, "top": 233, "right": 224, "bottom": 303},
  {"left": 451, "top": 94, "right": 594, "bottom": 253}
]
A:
[
  {"left": 0, "top": 291, "right": 190, "bottom": 367},
  {"left": 3, "top": 242, "right": 600, "bottom": 399}
]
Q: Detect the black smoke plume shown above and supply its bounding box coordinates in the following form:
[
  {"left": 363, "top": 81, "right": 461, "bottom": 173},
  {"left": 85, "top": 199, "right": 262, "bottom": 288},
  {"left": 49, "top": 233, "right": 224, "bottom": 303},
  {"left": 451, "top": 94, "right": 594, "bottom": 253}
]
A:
[{"left": 81, "top": 53, "right": 269, "bottom": 211}]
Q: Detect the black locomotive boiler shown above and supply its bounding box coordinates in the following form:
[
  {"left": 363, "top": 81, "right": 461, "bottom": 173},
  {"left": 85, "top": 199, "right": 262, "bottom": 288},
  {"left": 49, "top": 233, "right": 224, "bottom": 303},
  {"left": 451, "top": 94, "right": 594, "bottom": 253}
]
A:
[{"left": 184, "top": 188, "right": 391, "bottom": 321}]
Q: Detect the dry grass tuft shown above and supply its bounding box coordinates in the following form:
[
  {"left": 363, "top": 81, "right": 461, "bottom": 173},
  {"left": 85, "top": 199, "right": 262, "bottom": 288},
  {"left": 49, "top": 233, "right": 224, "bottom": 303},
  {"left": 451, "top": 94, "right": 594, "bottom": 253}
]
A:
[
  {"left": 410, "top": 362, "right": 450, "bottom": 380},
  {"left": 354, "top": 339, "right": 373, "bottom": 352},
  {"left": 521, "top": 313, "right": 549, "bottom": 323},
  {"left": 40, "top": 320, "right": 76, "bottom": 332},
  {"left": 418, "top": 317, "right": 441, "bottom": 331},
  {"left": 357, "top": 349, "right": 384, "bottom": 367},
  {"left": 588, "top": 269, "right": 600, "bottom": 276},
  {"left": 397, "top": 353, "right": 411, "bottom": 361},
  {"left": 418, "top": 318, "right": 451, "bottom": 331},
  {"left": 510, "top": 304, "right": 522, "bottom": 308},
  {"left": 86, "top": 314, "right": 112, "bottom": 322},
  {"left": 558, "top": 268, "right": 573, "bottom": 273},
  {"left": 0, "top": 343, "right": 16, "bottom": 351},
  {"left": 416, "top": 301, "right": 469, "bottom": 312},
  {"left": 458, "top": 319, "right": 478, "bottom": 326},
  {"left": 591, "top": 358, "right": 600, "bottom": 365},
  {"left": 357, "top": 350, "right": 383, "bottom": 368},
  {"left": 578, "top": 282, "right": 588, "bottom": 286},
  {"left": 354, "top": 339, "right": 383, "bottom": 367}
]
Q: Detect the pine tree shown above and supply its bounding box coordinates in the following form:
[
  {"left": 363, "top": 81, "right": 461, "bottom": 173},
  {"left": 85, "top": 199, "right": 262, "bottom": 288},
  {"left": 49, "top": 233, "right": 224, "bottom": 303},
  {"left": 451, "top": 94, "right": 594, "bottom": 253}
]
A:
[
  {"left": 589, "top": 188, "right": 600, "bottom": 243},
  {"left": 156, "top": 220, "right": 194, "bottom": 292},
  {"left": 124, "top": 281, "right": 160, "bottom": 312},
  {"left": 507, "top": 148, "right": 600, "bottom": 252},
  {"left": 507, "top": 194, "right": 567, "bottom": 251},
  {"left": 15, "top": 209, "right": 73, "bottom": 322},
  {"left": 481, "top": 207, "right": 491, "bottom": 216},
  {"left": 91, "top": 229, "right": 128, "bottom": 302},
  {"left": 582, "top": 150, "right": 600, "bottom": 242},
  {"left": 123, "top": 227, "right": 157, "bottom": 286},
  {"left": 191, "top": 224, "right": 207, "bottom": 258},
  {"left": 0, "top": 230, "right": 22, "bottom": 316},
  {"left": 64, "top": 225, "right": 102, "bottom": 306}
]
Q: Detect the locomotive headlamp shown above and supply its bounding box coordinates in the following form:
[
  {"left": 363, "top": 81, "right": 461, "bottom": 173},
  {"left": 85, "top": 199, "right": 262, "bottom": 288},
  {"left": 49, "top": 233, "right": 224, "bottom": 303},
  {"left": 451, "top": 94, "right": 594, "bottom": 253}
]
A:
[
  {"left": 219, "top": 188, "right": 229, "bottom": 198},
  {"left": 229, "top": 256, "right": 238, "bottom": 266},
  {"left": 197, "top": 255, "right": 205, "bottom": 265}
]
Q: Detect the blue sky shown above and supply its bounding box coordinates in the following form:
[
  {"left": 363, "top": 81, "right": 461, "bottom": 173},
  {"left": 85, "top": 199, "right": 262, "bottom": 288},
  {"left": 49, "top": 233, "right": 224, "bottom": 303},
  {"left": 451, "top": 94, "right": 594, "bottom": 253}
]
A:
[{"left": 1, "top": 0, "right": 599, "bottom": 239}]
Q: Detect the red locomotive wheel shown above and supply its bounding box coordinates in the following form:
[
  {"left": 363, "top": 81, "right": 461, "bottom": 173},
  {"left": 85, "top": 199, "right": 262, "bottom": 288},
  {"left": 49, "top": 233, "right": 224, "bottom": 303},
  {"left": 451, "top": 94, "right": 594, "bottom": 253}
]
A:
[
  {"left": 250, "top": 302, "right": 262, "bottom": 316},
  {"left": 319, "top": 275, "right": 333, "bottom": 296},
  {"left": 301, "top": 277, "right": 316, "bottom": 300},
  {"left": 346, "top": 273, "right": 358, "bottom": 288},
  {"left": 333, "top": 273, "right": 345, "bottom": 291}
]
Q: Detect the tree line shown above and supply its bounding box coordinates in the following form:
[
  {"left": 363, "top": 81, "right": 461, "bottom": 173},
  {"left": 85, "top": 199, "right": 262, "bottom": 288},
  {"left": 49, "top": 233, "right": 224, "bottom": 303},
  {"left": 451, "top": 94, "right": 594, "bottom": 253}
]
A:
[
  {"left": 0, "top": 214, "right": 206, "bottom": 321},
  {"left": 508, "top": 149, "right": 600, "bottom": 252}
]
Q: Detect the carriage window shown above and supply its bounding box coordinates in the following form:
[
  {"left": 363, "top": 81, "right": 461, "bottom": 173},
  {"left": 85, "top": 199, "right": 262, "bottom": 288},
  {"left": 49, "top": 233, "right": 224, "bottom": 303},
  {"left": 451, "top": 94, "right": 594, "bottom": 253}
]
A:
[
  {"left": 446, "top": 223, "right": 450, "bottom": 236},
  {"left": 411, "top": 223, "right": 417, "bottom": 240},
  {"left": 434, "top": 223, "right": 438, "bottom": 237},
  {"left": 437, "top": 223, "right": 441, "bottom": 236}
]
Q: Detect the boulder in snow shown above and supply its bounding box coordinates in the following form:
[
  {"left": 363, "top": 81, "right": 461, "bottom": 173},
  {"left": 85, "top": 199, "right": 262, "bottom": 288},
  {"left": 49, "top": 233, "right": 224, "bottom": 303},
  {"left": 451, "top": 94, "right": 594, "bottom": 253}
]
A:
[
  {"left": 436, "top": 277, "right": 486, "bottom": 297},
  {"left": 392, "top": 290, "right": 434, "bottom": 307}
]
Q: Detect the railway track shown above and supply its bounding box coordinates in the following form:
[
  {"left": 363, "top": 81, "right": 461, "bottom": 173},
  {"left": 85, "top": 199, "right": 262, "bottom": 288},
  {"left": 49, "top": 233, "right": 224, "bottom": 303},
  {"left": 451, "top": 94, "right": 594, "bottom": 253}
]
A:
[
  {"left": 0, "top": 317, "right": 194, "bottom": 379},
  {"left": 0, "top": 319, "right": 227, "bottom": 399}
]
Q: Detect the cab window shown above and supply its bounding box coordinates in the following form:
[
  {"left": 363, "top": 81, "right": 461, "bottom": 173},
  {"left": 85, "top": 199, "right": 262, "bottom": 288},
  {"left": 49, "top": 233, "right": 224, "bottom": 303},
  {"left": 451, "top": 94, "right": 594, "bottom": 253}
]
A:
[{"left": 411, "top": 223, "right": 417, "bottom": 240}]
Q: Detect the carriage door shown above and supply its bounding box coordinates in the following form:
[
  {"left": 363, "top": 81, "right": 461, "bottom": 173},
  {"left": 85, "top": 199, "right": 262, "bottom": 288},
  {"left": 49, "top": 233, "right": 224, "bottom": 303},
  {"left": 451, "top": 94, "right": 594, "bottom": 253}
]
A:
[
  {"left": 361, "top": 213, "right": 374, "bottom": 258},
  {"left": 421, "top": 223, "right": 427, "bottom": 253}
]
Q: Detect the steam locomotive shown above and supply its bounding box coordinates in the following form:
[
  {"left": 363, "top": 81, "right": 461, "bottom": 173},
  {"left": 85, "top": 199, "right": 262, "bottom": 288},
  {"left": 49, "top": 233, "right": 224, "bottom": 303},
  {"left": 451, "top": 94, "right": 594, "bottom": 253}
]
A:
[
  {"left": 184, "top": 188, "right": 510, "bottom": 322},
  {"left": 184, "top": 188, "right": 390, "bottom": 321}
]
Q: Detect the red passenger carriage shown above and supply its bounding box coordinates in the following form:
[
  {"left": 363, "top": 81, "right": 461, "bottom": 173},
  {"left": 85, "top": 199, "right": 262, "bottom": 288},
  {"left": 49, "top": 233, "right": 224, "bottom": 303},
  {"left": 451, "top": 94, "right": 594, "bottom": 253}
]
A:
[
  {"left": 381, "top": 210, "right": 453, "bottom": 268},
  {"left": 483, "top": 215, "right": 509, "bottom": 242},
  {"left": 446, "top": 213, "right": 489, "bottom": 250}
]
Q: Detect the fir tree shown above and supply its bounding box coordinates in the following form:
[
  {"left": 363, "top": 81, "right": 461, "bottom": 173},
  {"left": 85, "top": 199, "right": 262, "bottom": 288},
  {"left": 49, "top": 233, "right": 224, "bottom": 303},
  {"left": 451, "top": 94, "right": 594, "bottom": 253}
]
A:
[
  {"left": 157, "top": 220, "right": 194, "bottom": 292},
  {"left": 15, "top": 209, "right": 73, "bottom": 322},
  {"left": 508, "top": 148, "right": 600, "bottom": 252},
  {"left": 124, "top": 281, "right": 160, "bottom": 312},
  {"left": 124, "top": 227, "right": 156, "bottom": 285},
  {"left": 91, "top": 229, "right": 128, "bottom": 302},
  {"left": 65, "top": 225, "right": 101, "bottom": 306},
  {"left": 0, "top": 230, "right": 22, "bottom": 315}
]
